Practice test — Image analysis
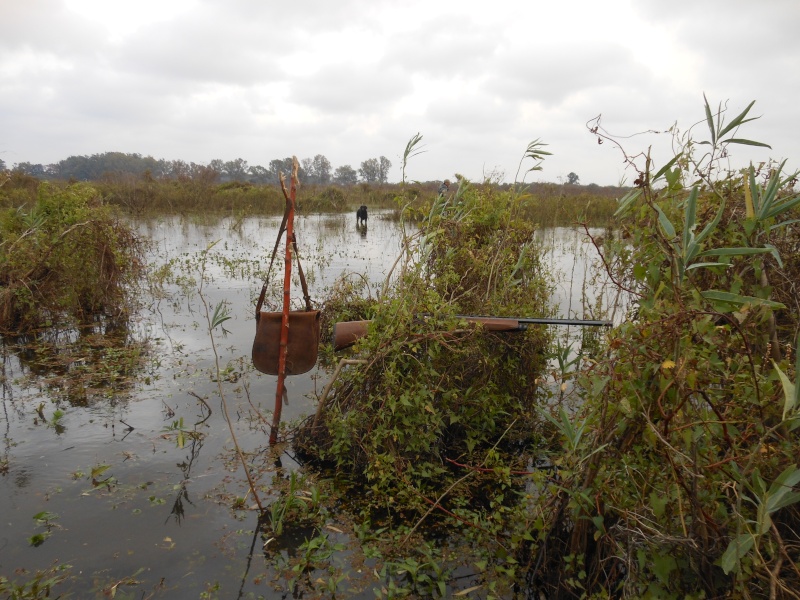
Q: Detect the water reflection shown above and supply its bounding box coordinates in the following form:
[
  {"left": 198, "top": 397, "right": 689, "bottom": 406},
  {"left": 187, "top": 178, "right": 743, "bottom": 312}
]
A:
[
  {"left": 535, "top": 226, "right": 627, "bottom": 322},
  {"left": 167, "top": 436, "right": 202, "bottom": 526}
]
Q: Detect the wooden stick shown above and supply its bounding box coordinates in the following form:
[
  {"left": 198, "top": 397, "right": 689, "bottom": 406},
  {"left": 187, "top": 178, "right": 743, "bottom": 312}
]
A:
[{"left": 270, "top": 157, "right": 299, "bottom": 446}]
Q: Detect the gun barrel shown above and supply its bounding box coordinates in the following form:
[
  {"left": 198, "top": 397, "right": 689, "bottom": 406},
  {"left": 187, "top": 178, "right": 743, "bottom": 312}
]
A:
[{"left": 463, "top": 316, "right": 612, "bottom": 327}]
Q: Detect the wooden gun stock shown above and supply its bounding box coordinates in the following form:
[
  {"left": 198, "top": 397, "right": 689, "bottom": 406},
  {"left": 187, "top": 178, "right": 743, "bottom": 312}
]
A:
[{"left": 332, "top": 320, "right": 371, "bottom": 351}]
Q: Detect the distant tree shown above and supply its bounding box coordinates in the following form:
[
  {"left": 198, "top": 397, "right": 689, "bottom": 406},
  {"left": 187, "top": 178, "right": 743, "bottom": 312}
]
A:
[
  {"left": 267, "top": 159, "right": 286, "bottom": 184},
  {"left": 566, "top": 172, "right": 580, "bottom": 185},
  {"left": 224, "top": 158, "right": 249, "bottom": 181},
  {"left": 169, "top": 159, "right": 191, "bottom": 180},
  {"left": 191, "top": 163, "right": 219, "bottom": 185},
  {"left": 248, "top": 165, "right": 270, "bottom": 184},
  {"left": 301, "top": 158, "right": 314, "bottom": 182},
  {"left": 13, "top": 162, "right": 46, "bottom": 177},
  {"left": 311, "top": 154, "right": 332, "bottom": 185},
  {"left": 359, "top": 158, "right": 380, "bottom": 183},
  {"left": 378, "top": 156, "right": 392, "bottom": 184},
  {"left": 142, "top": 155, "right": 164, "bottom": 177},
  {"left": 56, "top": 155, "right": 94, "bottom": 180},
  {"left": 208, "top": 159, "right": 225, "bottom": 180},
  {"left": 152, "top": 158, "right": 170, "bottom": 179},
  {"left": 0, "top": 158, "right": 6, "bottom": 171},
  {"left": 333, "top": 164, "right": 358, "bottom": 186}
]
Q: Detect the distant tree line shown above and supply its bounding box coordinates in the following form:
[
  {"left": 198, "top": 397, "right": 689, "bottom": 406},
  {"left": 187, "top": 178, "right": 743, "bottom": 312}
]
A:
[{"left": 4, "top": 152, "right": 394, "bottom": 185}]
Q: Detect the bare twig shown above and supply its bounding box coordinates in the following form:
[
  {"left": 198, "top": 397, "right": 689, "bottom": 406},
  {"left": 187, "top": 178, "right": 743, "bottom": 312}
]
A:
[
  {"left": 313, "top": 358, "right": 368, "bottom": 428},
  {"left": 581, "top": 223, "right": 643, "bottom": 298}
]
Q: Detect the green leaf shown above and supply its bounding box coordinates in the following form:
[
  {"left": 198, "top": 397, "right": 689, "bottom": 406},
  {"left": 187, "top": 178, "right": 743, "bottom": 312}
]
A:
[
  {"left": 764, "top": 196, "right": 800, "bottom": 221},
  {"left": 29, "top": 532, "right": 50, "bottom": 547},
  {"left": 211, "top": 302, "right": 231, "bottom": 329},
  {"left": 682, "top": 187, "right": 698, "bottom": 254},
  {"left": 652, "top": 155, "right": 681, "bottom": 183},
  {"left": 720, "top": 533, "right": 755, "bottom": 574},
  {"left": 700, "top": 290, "right": 786, "bottom": 309},
  {"left": 33, "top": 511, "right": 58, "bottom": 523},
  {"left": 703, "top": 93, "right": 716, "bottom": 145},
  {"left": 698, "top": 245, "right": 783, "bottom": 268},
  {"left": 795, "top": 331, "right": 800, "bottom": 409},
  {"left": 774, "top": 361, "right": 798, "bottom": 421},
  {"left": 614, "top": 188, "right": 642, "bottom": 217},
  {"left": 766, "top": 465, "right": 800, "bottom": 513},
  {"left": 91, "top": 464, "right": 111, "bottom": 479},
  {"left": 652, "top": 553, "right": 677, "bottom": 583},
  {"left": 749, "top": 167, "right": 762, "bottom": 214},
  {"left": 686, "top": 261, "right": 730, "bottom": 271},
  {"left": 654, "top": 204, "right": 676, "bottom": 238},
  {"left": 720, "top": 138, "right": 772, "bottom": 149},
  {"left": 718, "top": 100, "right": 757, "bottom": 138},
  {"left": 769, "top": 491, "right": 800, "bottom": 513},
  {"left": 694, "top": 198, "right": 725, "bottom": 245},
  {"left": 773, "top": 218, "right": 800, "bottom": 230},
  {"left": 699, "top": 247, "right": 775, "bottom": 256},
  {"left": 649, "top": 491, "right": 668, "bottom": 518}
]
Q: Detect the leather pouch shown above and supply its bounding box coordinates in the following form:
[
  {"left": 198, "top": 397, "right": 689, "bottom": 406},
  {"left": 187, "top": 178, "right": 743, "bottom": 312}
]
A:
[{"left": 252, "top": 310, "right": 320, "bottom": 375}]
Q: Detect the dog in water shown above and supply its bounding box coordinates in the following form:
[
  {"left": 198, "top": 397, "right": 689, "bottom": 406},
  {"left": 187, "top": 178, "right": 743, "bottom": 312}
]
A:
[{"left": 356, "top": 205, "right": 368, "bottom": 226}]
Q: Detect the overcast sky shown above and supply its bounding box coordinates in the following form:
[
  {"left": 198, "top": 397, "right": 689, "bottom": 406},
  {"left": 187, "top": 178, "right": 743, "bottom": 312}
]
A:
[{"left": 2, "top": 0, "right": 799, "bottom": 186}]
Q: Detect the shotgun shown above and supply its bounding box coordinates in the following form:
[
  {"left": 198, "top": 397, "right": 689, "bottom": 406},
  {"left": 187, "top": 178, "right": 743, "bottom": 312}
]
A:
[{"left": 332, "top": 315, "right": 613, "bottom": 351}]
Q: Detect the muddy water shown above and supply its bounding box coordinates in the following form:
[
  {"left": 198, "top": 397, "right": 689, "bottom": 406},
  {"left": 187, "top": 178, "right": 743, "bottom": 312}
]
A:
[{"left": 0, "top": 212, "right": 610, "bottom": 598}]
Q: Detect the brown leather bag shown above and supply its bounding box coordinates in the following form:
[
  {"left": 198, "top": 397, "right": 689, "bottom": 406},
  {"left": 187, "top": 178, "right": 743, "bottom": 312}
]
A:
[
  {"left": 252, "top": 224, "right": 320, "bottom": 375},
  {"left": 252, "top": 309, "right": 320, "bottom": 375}
]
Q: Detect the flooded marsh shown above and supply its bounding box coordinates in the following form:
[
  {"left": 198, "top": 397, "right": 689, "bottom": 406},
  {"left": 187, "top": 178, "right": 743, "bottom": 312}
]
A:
[{"left": 1, "top": 211, "right": 609, "bottom": 598}]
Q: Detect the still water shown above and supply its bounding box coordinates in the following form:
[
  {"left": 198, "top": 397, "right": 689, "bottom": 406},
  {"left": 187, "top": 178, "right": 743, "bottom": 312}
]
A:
[{"left": 0, "top": 211, "right": 612, "bottom": 598}]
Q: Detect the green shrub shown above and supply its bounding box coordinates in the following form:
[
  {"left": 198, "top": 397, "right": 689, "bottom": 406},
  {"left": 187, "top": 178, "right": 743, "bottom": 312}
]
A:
[
  {"left": 0, "top": 183, "right": 145, "bottom": 333},
  {"left": 301, "top": 178, "right": 554, "bottom": 512},
  {"left": 531, "top": 98, "right": 800, "bottom": 598}
]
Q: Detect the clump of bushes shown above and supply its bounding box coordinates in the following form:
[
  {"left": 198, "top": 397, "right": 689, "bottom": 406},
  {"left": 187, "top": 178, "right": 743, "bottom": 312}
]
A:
[
  {"left": 294, "top": 101, "right": 800, "bottom": 598},
  {"left": 299, "top": 177, "right": 554, "bottom": 517},
  {"left": 0, "top": 182, "right": 145, "bottom": 333}
]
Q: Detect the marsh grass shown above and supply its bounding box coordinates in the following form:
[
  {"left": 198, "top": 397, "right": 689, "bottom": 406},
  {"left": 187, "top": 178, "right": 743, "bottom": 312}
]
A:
[
  {"left": 1, "top": 172, "right": 623, "bottom": 227},
  {"left": 519, "top": 182, "right": 622, "bottom": 227}
]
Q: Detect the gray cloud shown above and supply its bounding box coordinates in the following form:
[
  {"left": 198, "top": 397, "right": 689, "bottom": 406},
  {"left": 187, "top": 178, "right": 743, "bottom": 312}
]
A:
[
  {"left": 3, "top": 0, "right": 799, "bottom": 185},
  {"left": 289, "top": 63, "right": 410, "bottom": 114}
]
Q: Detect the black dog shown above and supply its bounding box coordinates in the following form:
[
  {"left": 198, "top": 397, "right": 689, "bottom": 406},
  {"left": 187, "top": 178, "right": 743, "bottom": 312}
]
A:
[{"left": 356, "top": 205, "right": 368, "bottom": 226}]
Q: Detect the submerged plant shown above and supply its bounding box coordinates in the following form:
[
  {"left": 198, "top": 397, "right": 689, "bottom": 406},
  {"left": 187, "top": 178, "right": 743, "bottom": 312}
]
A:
[{"left": 0, "top": 562, "right": 72, "bottom": 599}]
